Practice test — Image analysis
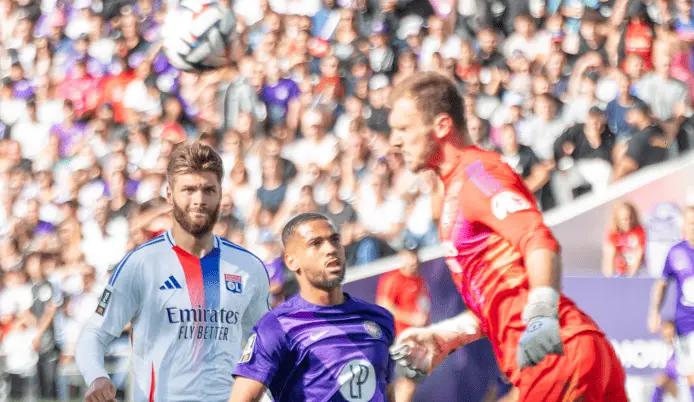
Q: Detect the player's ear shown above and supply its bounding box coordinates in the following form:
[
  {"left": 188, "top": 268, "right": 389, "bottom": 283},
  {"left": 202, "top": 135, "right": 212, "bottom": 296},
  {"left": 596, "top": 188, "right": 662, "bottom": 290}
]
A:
[
  {"left": 284, "top": 251, "right": 299, "bottom": 274},
  {"left": 165, "top": 181, "right": 173, "bottom": 205},
  {"left": 432, "top": 113, "right": 453, "bottom": 141}
]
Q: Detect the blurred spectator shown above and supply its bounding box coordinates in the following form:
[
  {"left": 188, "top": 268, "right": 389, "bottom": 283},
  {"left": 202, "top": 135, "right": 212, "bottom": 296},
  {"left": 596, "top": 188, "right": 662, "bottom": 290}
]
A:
[
  {"left": 613, "top": 100, "right": 668, "bottom": 180},
  {"left": 633, "top": 44, "right": 691, "bottom": 154},
  {"left": 499, "top": 124, "right": 555, "bottom": 211},
  {"left": 356, "top": 172, "right": 406, "bottom": 248},
  {"left": 255, "top": 156, "right": 289, "bottom": 215},
  {"left": 467, "top": 114, "right": 494, "bottom": 150},
  {"left": 12, "top": 99, "right": 51, "bottom": 161},
  {"left": 225, "top": 161, "right": 256, "bottom": 222},
  {"left": 552, "top": 106, "right": 615, "bottom": 200},
  {"left": 605, "top": 70, "right": 640, "bottom": 141},
  {"left": 644, "top": 202, "right": 684, "bottom": 278},
  {"left": 602, "top": 201, "right": 646, "bottom": 277},
  {"left": 320, "top": 176, "right": 357, "bottom": 231},
  {"left": 54, "top": 266, "right": 98, "bottom": 401},
  {"left": 1, "top": 310, "right": 38, "bottom": 401},
  {"left": 261, "top": 60, "right": 301, "bottom": 130},
  {"left": 517, "top": 93, "right": 568, "bottom": 162},
  {"left": 254, "top": 231, "right": 297, "bottom": 308},
  {"left": 554, "top": 107, "right": 615, "bottom": 165},
  {"left": 285, "top": 108, "right": 338, "bottom": 173},
  {"left": 367, "top": 75, "right": 392, "bottom": 135},
  {"left": 26, "top": 252, "right": 61, "bottom": 400},
  {"left": 402, "top": 171, "right": 439, "bottom": 249}
]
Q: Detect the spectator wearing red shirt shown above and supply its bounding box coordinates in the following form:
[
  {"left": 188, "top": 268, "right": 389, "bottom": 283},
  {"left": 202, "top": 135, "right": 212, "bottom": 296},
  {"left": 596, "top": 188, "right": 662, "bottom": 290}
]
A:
[
  {"left": 376, "top": 247, "right": 431, "bottom": 402},
  {"left": 603, "top": 201, "right": 646, "bottom": 277},
  {"left": 621, "top": 6, "right": 655, "bottom": 71}
]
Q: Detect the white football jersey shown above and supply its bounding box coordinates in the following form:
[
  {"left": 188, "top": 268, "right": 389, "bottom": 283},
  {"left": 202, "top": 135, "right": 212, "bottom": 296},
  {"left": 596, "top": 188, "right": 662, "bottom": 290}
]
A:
[{"left": 90, "top": 230, "right": 269, "bottom": 402}]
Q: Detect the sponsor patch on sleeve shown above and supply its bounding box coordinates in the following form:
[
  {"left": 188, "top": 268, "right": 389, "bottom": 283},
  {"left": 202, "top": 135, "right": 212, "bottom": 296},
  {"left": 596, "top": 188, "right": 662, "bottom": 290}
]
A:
[
  {"left": 95, "top": 288, "right": 112, "bottom": 316},
  {"left": 490, "top": 191, "right": 531, "bottom": 220},
  {"left": 239, "top": 333, "right": 257, "bottom": 363}
]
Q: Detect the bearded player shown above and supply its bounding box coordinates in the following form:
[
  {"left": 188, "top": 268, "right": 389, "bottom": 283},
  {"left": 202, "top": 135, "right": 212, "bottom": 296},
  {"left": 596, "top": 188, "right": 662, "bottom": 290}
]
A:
[
  {"left": 75, "top": 142, "right": 270, "bottom": 402},
  {"left": 387, "top": 72, "right": 627, "bottom": 401}
]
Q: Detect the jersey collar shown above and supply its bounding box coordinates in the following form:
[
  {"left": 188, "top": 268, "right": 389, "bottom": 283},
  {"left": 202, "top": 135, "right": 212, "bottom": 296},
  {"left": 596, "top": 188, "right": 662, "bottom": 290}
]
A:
[{"left": 165, "top": 229, "right": 221, "bottom": 250}]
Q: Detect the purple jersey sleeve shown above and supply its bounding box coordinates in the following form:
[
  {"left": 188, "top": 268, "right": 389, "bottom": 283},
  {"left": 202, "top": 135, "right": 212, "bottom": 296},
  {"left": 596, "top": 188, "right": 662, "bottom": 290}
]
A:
[
  {"left": 233, "top": 313, "right": 287, "bottom": 385},
  {"left": 663, "top": 248, "right": 675, "bottom": 280}
]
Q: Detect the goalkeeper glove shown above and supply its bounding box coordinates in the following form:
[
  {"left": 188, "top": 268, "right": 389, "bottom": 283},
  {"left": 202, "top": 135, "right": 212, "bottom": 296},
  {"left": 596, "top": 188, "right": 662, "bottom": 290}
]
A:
[
  {"left": 517, "top": 286, "right": 564, "bottom": 369},
  {"left": 389, "top": 312, "right": 483, "bottom": 379}
]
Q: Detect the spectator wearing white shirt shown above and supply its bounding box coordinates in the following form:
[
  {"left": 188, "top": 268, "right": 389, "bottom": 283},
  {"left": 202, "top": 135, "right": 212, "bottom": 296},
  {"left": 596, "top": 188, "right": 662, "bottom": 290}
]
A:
[
  {"left": 518, "top": 93, "right": 568, "bottom": 160},
  {"left": 1, "top": 309, "right": 38, "bottom": 402},
  {"left": 122, "top": 62, "right": 162, "bottom": 122},
  {"left": 356, "top": 173, "right": 406, "bottom": 248},
  {"left": 402, "top": 172, "right": 439, "bottom": 250},
  {"left": 503, "top": 14, "right": 548, "bottom": 62},
  {"left": 80, "top": 198, "right": 128, "bottom": 278},
  {"left": 633, "top": 44, "right": 691, "bottom": 155},
  {"left": 12, "top": 99, "right": 51, "bottom": 161},
  {"left": 0, "top": 78, "right": 27, "bottom": 126},
  {"left": 421, "top": 16, "right": 462, "bottom": 71},
  {"left": 224, "top": 161, "right": 256, "bottom": 222},
  {"left": 284, "top": 108, "right": 339, "bottom": 173}
]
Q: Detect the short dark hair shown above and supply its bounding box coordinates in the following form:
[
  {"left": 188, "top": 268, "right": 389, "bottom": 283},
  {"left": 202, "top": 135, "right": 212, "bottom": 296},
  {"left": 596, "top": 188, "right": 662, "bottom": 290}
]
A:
[
  {"left": 281, "top": 212, "right": 333, "bottom": 247},
  {"left": 166, "top": 141, "right": 224, "bottom": 184},
  {"left": 389, "top": 72, "right": 465, "bottom": 131},
  {"left": 629, "top": 99, "right": 651, "bottom": 115}
]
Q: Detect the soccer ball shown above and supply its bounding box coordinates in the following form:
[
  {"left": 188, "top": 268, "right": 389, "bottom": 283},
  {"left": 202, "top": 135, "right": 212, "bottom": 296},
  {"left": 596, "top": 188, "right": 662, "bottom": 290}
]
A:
[{"left": 162, "top": 0, "right": 235, "bottom": 72}]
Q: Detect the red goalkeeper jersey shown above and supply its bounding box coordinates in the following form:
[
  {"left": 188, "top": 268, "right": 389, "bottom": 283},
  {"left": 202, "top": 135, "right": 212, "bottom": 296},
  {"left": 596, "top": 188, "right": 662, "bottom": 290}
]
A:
[{"left": 439, "top": 146, "right": 600, "bottom": 383}]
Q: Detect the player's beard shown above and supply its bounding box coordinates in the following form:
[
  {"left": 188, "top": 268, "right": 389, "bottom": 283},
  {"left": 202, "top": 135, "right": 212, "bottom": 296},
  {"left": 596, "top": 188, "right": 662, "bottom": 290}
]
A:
[
  {"left": 405, "top": 136, "right": 442, "bottom": 173},
  {"left": 308, "top": 262, "right": 345, "bottom": 290},
  {"left": 172, "top": 201, "right": 220, "bottom": 238}
]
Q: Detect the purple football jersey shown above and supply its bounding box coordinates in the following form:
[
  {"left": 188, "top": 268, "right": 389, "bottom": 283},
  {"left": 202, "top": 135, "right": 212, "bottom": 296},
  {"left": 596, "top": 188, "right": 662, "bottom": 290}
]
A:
[
  {"left": 233, "top": 293, "right": 395, "bottom": 402},
  {"left": 662, "top": 240, "right": 694, "bottom": 336}
]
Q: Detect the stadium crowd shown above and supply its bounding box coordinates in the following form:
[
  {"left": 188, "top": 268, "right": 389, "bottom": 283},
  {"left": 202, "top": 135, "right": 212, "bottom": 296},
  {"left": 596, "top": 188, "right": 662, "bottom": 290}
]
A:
[{"left": 0, "top": 0, "right": 693, "bottom": 399}]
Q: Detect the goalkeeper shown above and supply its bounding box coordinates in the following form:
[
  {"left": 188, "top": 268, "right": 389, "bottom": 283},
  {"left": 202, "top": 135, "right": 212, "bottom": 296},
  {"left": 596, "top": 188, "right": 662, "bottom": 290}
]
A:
[{"left": 387, "top": 72, "right": 627, "bottom": 402}]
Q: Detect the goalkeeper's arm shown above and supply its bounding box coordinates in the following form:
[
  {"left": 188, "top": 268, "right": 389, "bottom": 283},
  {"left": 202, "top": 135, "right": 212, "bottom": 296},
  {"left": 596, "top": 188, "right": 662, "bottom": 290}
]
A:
[{"left": 389, "top": 310, "right": 484, "bottom": 376}]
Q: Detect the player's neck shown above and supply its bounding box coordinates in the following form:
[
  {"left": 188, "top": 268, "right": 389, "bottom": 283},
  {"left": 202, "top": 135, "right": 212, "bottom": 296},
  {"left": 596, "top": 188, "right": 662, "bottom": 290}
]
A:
[
  {"left": 301, "top": 287, "right": 345, "bottom": 306},
  {"left": 170, "top": 224, "right": 215, "bottom": 258},
  {"left": 436, "top": 135, "right": 468, "bottom": 181}
]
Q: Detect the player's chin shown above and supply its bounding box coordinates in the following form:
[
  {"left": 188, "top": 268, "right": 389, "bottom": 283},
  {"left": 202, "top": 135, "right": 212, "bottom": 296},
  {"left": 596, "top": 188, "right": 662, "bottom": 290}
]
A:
[
  {"left": 185, "top": 220, "right": 214, "bottom": 237},
  {"left": 324, "top": 259, "right": 344, "bottom": 273},
  {"left": 321, "top": 272, "right": 345, "bottom": 288}
]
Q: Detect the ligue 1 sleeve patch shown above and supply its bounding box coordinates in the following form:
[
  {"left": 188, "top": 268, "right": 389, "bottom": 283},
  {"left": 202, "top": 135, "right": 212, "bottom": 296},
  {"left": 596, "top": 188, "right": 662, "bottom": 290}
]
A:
[
  {"left": 95, "top": 289, "right": 112, "bottom": 316},
  {"left": 239, "top": 333, "right": 257, "bottom": 363},
  {"left": 491, "top": 191, "right": 531, "bottom": 220}
]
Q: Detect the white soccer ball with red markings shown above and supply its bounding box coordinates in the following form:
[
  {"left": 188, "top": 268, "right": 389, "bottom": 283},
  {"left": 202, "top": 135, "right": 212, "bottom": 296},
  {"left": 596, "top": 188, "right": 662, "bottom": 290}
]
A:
[{"left": 162, "top": 0, "right": 235, "bottom": 71}]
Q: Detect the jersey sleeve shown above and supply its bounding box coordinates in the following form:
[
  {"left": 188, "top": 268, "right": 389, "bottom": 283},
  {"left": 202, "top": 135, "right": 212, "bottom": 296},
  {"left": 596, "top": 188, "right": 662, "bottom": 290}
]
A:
[
  {"left": 662, "top": 247, "right": 675, "bottom": 280},
  {"left": 241, "top": 258, "right": 271, "bottom": 343},
  {"left": 381, "top": 310, "right": 396, "bottom": 384},
  {"left": 461, "top": 157, "right": 560, "bottom": 257},
  {"left": 233, "top": 314, "right": 288, "bottom": 386},
  {"left": 90, "top": 251, "right": 143, "bottom": 338}
]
